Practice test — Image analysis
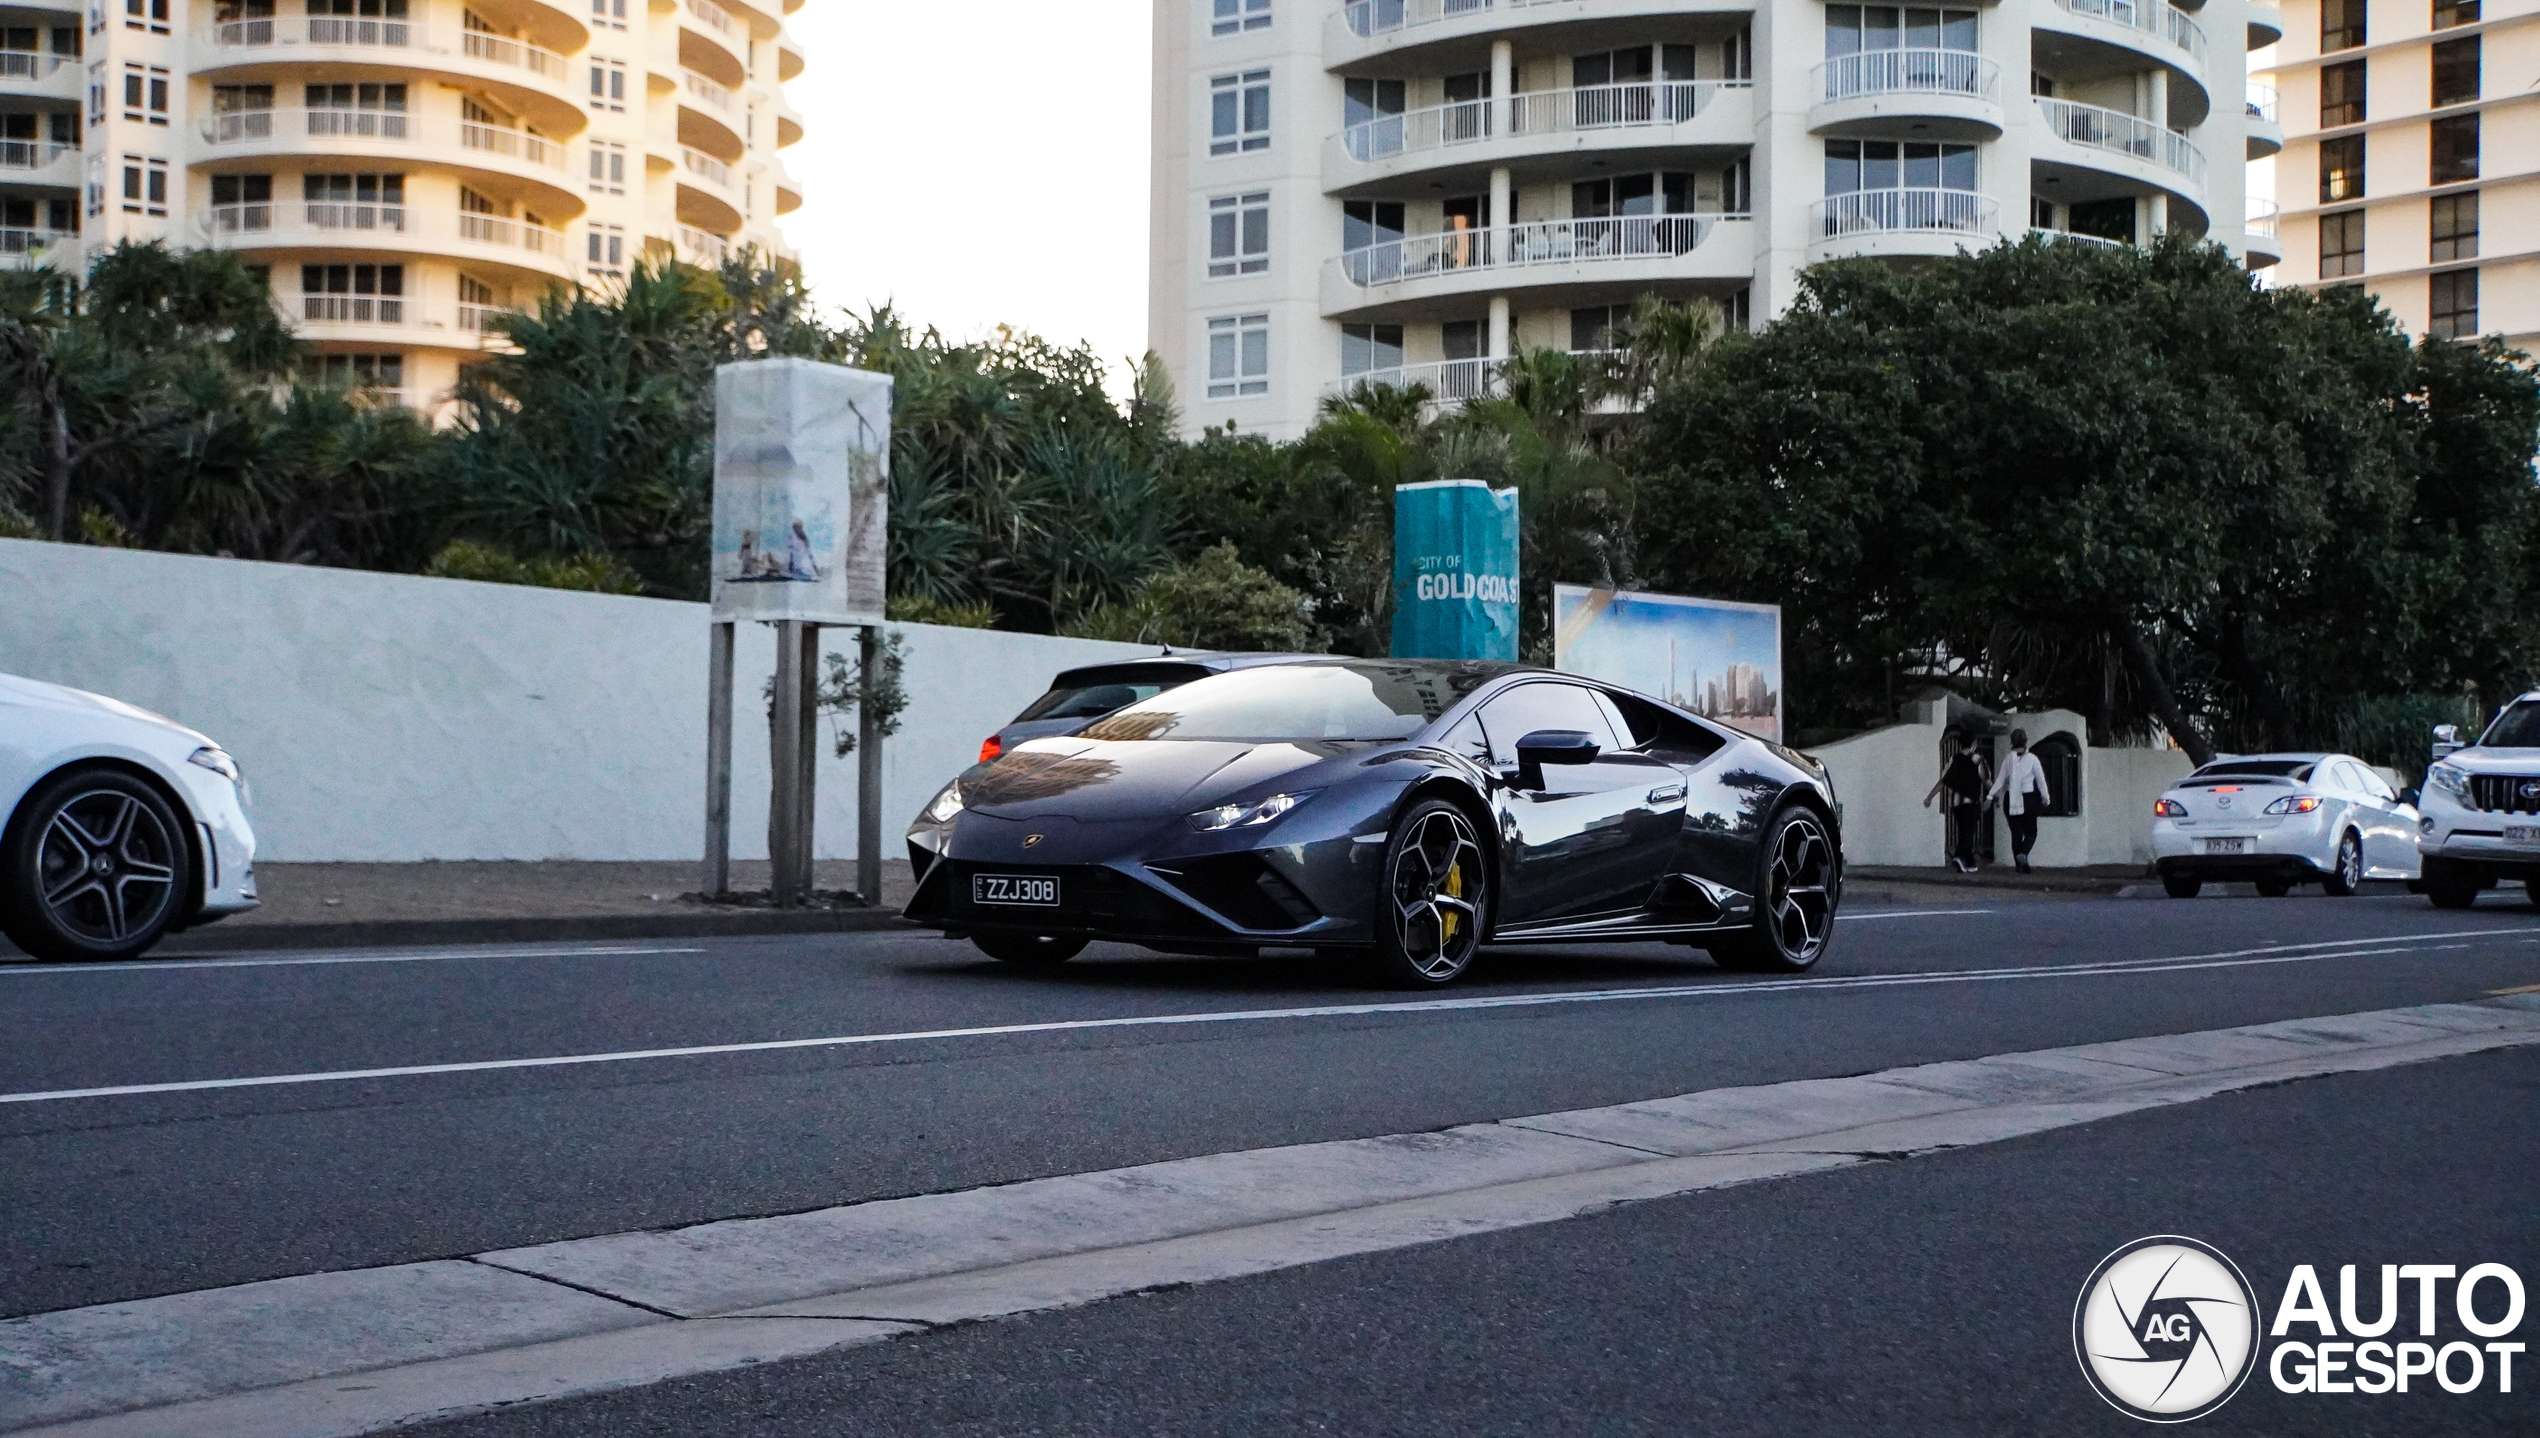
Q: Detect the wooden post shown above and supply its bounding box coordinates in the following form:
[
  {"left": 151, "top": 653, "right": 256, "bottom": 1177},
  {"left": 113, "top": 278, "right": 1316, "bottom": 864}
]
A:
[
  {"left": 701, "top": 620, "right": 734, "bottom": 897},
  {"left": 770, "top": 618, "right": 805, "bottom": 907},
  {"left": 857, "top": 623, "right": 883, "bottom": 906}
]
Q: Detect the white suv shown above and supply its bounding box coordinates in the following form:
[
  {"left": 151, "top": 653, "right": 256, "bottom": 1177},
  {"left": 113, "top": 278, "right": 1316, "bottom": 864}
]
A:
[{"left": 2416, "top": 692, "right": 2540, "bottom": 909}]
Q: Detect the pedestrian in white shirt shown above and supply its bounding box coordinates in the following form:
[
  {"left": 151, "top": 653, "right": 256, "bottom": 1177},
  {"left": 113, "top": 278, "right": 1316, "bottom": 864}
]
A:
[{"left": 1989, "top": 729, "right": 2052, "bottom": 873}]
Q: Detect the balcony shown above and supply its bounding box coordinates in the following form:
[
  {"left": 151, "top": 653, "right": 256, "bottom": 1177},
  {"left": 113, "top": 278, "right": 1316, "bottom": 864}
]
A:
[
  {"left": 1809, "top": 188, "right": 1999, "bottom": 259},
  {"left": 676, "top": 145, "right": 743, "bottom": 230},
  {"left": 2045, "top": 0, "right": 2206, "bottom": 67},
  {"left": 677, "top": 224, "right": 729, "bottom": 268},
  {"left": 1327, "top": 81, "right": 1751, "bottom": 194},
  {"left": 1810, "top": 49, "right": 2003, "bottom": 140},
  {"left": 197, "top": 109, "right": 577, "bottom": 210},
  {"left": 194, "top": 19, "right": 580, "bottom": 128},
  {"left": 0, "top": 49, "right": 80, "bottom": 100},
  {"left": 1326, "top": 350, "right": 1635, "bottom": 415},
  {"left": 2244, "top": 197, "right": 2280, "bottom": 269},
  {"left": 0, "top": 226, "right": 76, "bottom": 268},
  {"left": 775, "top": 28, "right": 803, "bottom": 81},
  {"left": 1321, "top": 212, "right": 1753, "bottom": 319},
  {"left": 2034, "top": 97, "right": 2205, "bottom": 190},
  {"left": 198, "top": 202, "right": 574, "bottom": 281},
  {"left": 0, "top": 139, "right": 79, "bottom": 189},
  {"left": 2244, "top": 81, "right": 2281, "bottom": 160},
  {"left": 2246, "top": 0, "right": 2283, "bottom": 48},
  {"left": 677, "top": 68, "right": 745, "bottom": 158},
  {"left": 678, "top": 0, "right": 747, "bottom": 87}
]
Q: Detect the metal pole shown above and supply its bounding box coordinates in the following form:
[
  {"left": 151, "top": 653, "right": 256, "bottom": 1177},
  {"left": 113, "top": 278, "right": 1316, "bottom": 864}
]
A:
[
  {"left": 857, "top": 623, "right": 883, "bottom": 906},
  {"left": 796, "top": 621, "right": 821, "bottom": 899},
  {"left": 702, "top": 620, "right": 734, "bottom": 897},
  {"left": 770, "top": 618, "right": 804, "bottom": 907}
]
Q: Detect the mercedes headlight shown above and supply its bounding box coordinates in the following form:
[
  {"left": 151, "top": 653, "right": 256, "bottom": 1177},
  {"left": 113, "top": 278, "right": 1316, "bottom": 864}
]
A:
[
  {"left": 187, "top": 746, "right": 240, "bottom": 782},
  {"left": 2426, "top": 762, "right": 2470, "bottom": 800},
  {"left": 923, "top": 781, "right": 964, "bottom": 823},
  {"left": 1187, "top": 791, "right": 1315, "bottom": 832}
]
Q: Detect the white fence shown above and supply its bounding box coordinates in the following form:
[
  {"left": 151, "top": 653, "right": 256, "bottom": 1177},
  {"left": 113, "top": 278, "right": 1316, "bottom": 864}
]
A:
[{"left": 0, "top": 539, "right": 1153, "bottom": 862}]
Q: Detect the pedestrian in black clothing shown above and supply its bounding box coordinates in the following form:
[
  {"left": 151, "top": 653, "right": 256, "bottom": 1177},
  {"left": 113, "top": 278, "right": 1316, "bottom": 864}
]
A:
[{"left": 1922, "top": 731, "right": 1988, "bottom": 873}]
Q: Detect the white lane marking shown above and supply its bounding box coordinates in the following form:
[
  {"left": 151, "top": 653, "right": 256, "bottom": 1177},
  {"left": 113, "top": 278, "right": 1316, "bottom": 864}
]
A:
[
  {"left": 0, "top": 929, "right": 2524, "bottom": 1107},
  {"left": 1837, "top": 908, "right": 1993, "bottom": 920},
  {"left": 0, "top": 946, "right": 708, "bottom": 976}
]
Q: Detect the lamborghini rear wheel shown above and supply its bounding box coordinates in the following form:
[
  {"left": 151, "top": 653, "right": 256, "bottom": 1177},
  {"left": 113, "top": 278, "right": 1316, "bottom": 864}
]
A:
[
  {"left": 1372, "top": 800, "right": 1488, "bottom": 988},
  {"left": 1709, "top": 807, "right": 1837, "bottom": 974}
]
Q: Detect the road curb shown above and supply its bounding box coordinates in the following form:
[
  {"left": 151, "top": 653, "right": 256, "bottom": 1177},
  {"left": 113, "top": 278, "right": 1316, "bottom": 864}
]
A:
[{"left": 155, "top": 908, "right": 918, "bottom": 955}]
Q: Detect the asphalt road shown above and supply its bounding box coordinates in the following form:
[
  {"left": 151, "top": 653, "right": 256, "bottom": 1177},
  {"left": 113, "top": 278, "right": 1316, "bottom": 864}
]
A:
[{"left": 4, "top": 889, "right": 2535, "bottom": 1330}]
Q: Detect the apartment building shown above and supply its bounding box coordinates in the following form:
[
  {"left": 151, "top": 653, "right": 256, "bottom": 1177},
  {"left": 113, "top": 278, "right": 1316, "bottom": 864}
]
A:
[
  {"left": 1152, "top": 0, "right": 2269, "bottom": 438},
  {"left": 2265, "top": 0, "right": 2535, "bottom": 351},
  {"left": 0, "top": 0, "right": 806, "bottom": 410}
]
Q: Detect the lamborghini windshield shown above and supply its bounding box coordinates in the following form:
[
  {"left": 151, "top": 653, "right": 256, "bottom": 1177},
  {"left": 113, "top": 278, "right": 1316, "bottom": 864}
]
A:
[{"left": 1076, "top": 662, "right": 1472, "bottom": 744}]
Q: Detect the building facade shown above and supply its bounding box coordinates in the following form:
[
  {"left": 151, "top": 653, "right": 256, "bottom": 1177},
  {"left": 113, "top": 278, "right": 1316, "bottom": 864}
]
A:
[
  {"left": 2262, "top": 0, "right": 2535, "bottom": 352},
  {"left": 0, "top": 0, "right": 805, "bottom": 410},
  {"left": 1152, "top": 0, "right": 2270, "bottom": 439}
]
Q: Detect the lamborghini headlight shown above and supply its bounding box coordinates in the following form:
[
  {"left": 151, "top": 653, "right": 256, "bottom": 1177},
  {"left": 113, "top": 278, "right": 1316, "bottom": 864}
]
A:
[
  {"left": 1187, "top": 791, "right": 1315, "bottom": 832},
  {"left": 923, "top": 781, "right": 965, "bottom": 823}
]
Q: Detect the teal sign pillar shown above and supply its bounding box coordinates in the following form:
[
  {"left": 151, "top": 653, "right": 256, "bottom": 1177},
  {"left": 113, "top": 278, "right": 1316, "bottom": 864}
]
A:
[{"left": 1391, "top": 479, "right": 1520, "bottom": 661}]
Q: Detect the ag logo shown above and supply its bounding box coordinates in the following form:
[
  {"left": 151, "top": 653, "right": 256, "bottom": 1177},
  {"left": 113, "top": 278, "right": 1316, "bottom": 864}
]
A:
[
  {"left": 2520, "top": 780, "right": 2540, "bottom": 800},
  {"left": 2075, "top": 1236, "right": 2259, "bottom": 1422}
]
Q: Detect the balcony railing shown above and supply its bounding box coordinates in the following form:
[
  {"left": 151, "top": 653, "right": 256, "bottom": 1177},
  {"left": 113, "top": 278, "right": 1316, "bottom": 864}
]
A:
[
  {"left": 2246, "top": 196, "right": 2280, "bottom": 239},
  {"left": 461, "top": 121, "right": 564, "bottom": 168},
  {"left": 2049, "top": 0, "right": 2207, "bottom": 64},
  {"left": 1340, "top": 0, "right": 1579, "bottom": 39},
  {"left": 0, "top": 140, "right": 75, "bottom": 169},
  {"left": 1342, "top": 81, "right": 1741, "bottom": 162},
  {"left": 201, "top": 203, "right": 564, "bottom": 261},
  {"left": 1327, "top": 350, "right": 1627, "bottom": 407},
  {"left": 203, "top": 107, "right": 410, "bottom": 142},
  {"left": 681, "top": 147, "right": 733, "bottom": 187},
  {"left": 2035, "top": 97, "right": 2206, "bottom": 186},
  {"left": 1812, "top": 188, "right": 1996, "bottom": 240},
  {"left": 0, "top": 226, "right": 75, "bottom": 259},
  {"left": 303, "top": 295, "right": 404, "bottom": 323},
  {"left": 202, "top": 18, "right": 567, "bottom": 82},
  {"left": 685, "top": 0, "right": 740, "bottom": 38},
  {"left": 683, "top": 70, "right": 736, "bottom": 114},
  {"left": 460, "top": 211, "right": 564, "bottom": 254},
  {"left": 2031, "top": 226, "right": 2125, "bottom": 248},
  {"left": 0, "top": 50, "right": 70, "bottom": 79},
  {"left": 1335, "top": 213, "right": 1729, "bottom": 288},
  {"left": 1816, "top": 48, "right": 2000, "bottom": 102},
  {"left": 678, "top": 225, "right": 730, "bottom": 266},
  {"left": 2246, "top": 81, "right": 2278, "bottom": 123}
]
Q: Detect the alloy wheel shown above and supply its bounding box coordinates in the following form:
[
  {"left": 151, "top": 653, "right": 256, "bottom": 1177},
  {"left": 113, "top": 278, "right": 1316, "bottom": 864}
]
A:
[
  {"left": 37, "top": 788, "right": 180, "bottom": 945},
  {"left": 1764, "top": 813, "right": 1835, "bottom": 963},
  {"left": 1389, "top": 806, "right": 1485, "bottom": 981}
]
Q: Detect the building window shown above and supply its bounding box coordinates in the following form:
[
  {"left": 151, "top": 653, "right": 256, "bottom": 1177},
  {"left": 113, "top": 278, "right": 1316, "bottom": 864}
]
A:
[
  {"left": 1206, "top": 313, "right": 1268, "bottom": 398},
  {"left": 590, "top": 59, "right": 626, "bottom": 111},
  {"left": 2321, "top": 0, "right": 2364, "bottom": 50},
  {"left": 1210, "top": 0, "right": 1268, "bottom": 35},
  {"left": 1207, "top": 191, "right": 1268, "bottom": 277},
  {"left": 1209, "top": 69, "right": 1270, "bottom": 156},
  {"left": 2427, "top": 269, "right": 2477, "bottom": 339},
  {"left": 1824, "top": 139, "right": 1977, "bottom": 192},
  {"left": 2431, "top": 0, "right": 2477, "bottom": 27},
  {"left": 2430, "top": 37, "right": 2479, "bottom": 107},
  {"left": 588, "top": 139, "right": 625, "bottom": 195},
  {"left": 1340, "top": 322, "right": 1402, "bottom": 375},
  {"left": 120, "top": 61, "right": 141, "bottom": 119},
  {"left": 586, "top": 221, "right": 625, "bottom": 275},
  {"left": 590, "top": 0, "right": 625, "bottom": 27},
  {"left": 2318, "top": 134, "right": 2365, "bottom": 201},
  {"left": 1725, "top": 286, "right": 1751, "bottom": 331},
  {"left": 2319, "top": 60, "right": 2364, "bottom": 127},
  {"left": 301, "top": 262, "right": 404, "bottom": 323},
  {"left": 86, "top": 62, "right": 101, "bottom": 125},
  {"left": 2319, "top": 209, "right": 2365, "bottom": 277},
  {"left": 1570, "top": 306, "right": 1627, "bottom": 352},
  {"left": 2430, "top": 191, "right": 2477, "bottom": 261},
  {"left": 1823, "top": 5, "right": 1977, "bottom": 56},
  {"left": 307, "top": 352, "right": 404, "bottom": 392},
  {"left": 2429, "top": 113, "right": 2477, "bottom": 183}
]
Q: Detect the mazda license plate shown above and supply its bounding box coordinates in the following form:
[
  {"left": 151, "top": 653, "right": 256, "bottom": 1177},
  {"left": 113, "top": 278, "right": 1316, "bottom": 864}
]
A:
[
  {"left": 2506, "top": 826, "right": 2540, "bottom": 847},
  {"left": 2200, "top": 837, "right": 2251, "bottom": 855},
  {"left": 972, "top": 873, "right": 1059, "bottom": 907}
]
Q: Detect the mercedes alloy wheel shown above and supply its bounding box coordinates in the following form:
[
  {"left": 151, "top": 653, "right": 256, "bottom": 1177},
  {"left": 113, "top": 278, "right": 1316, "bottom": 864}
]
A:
[{"left": 1, "top": 768, "right": 192, "bottom": 963}]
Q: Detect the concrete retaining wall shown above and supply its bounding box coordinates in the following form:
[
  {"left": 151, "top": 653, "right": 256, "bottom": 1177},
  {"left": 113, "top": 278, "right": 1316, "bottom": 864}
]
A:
[{"left": 0, "top": 539, "right": 1155, "bottom": 862}]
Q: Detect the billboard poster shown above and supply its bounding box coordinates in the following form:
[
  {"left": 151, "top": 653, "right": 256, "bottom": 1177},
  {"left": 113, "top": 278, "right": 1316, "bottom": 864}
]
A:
[
  {"left": 710, "top": 358, "right": 892, "bottom": 626},
  {"left": 1391, "top": 479, "right": 1519, "bottom": 661},
  {"left": 1552, "top": 584, "right": 1784, "bottom": 742}
]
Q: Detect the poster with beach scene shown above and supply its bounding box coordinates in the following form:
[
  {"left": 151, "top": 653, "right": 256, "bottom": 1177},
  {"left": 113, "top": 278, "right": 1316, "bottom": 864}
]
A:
[{"left": 710, "top": 359, "right": 891, "bottom": 625}]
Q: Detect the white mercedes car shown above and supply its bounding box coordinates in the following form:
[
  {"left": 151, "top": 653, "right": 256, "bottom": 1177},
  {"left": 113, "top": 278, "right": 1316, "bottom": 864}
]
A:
[
  {"left": 2416, "top": 692, "right": 2540, "bottom": 910},
  {"left": 2149, "top": 752, "right": 2422, "bottom": 898},
  {"left": 0, "top": 673, "right": 259, "bottom": 961}
]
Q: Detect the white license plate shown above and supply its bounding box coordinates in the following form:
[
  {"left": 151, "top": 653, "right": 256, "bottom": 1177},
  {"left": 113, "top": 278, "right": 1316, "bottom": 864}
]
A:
[
  {"left": 2200, "top": 837, "right": 2252, "bottom": 855},
  {"left": 972, "top": 873, "right": 1059, "bottom": 907},
  {"left": 2506, "top": 826, "right": 2540, "bottom": 846}
]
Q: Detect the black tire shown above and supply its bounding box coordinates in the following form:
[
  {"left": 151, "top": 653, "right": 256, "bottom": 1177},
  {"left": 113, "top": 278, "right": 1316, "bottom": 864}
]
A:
[
  {"left": 2426, "top": 881, "right": 2480, "bottom": 910},
  {"left": 972, "top": 932, "right": 1086, "bottom": 966},
  {"left": 2322, "top": 831, "right": 2364, "bottom": 897},
  {"left": 0, "top": 767, "right": 194, "bottom": 963},
  {"left": 2162, "top": 874, "right": 2203, "bottom": 899},
  {"left": 2255, "top": 878, "right": 2293, "bottom": 898},
  {"left": 1371, "top": 799, "right": 1489, "bottom": 988},
  {"left": 1709, "top": 807, "right": 1839, "bottom": 974}
]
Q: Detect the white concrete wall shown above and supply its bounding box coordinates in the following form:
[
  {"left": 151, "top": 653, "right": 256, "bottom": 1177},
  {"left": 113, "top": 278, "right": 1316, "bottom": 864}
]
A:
[
  {"left": 1807, "top": 704, "right": 2194, "bottom": 868},
  {"left": 0, "top": 540, "right": 1154, "bottom": 862}
]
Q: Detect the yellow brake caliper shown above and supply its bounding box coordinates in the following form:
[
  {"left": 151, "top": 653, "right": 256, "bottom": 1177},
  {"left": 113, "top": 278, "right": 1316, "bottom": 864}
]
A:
[{"left": 1439, "top": 860, "right": 1463, "bottom": 943}]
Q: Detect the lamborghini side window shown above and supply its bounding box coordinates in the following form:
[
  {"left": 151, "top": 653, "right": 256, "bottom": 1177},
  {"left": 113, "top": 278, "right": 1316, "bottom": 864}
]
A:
[
  {"left": 1437, "top": 714, "right": 1490, "bottom": 760},
  {"left": 1475, "top": 683, "right": 1620, "bottom": 768},
  {"left": 1606, "top": 691, "right": 1727, "bottom": 764}
]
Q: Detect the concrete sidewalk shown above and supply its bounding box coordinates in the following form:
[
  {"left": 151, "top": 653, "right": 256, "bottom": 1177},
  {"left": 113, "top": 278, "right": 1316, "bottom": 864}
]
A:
[{"left": 143, "top": 861, "right": 922, "bottom": 955}]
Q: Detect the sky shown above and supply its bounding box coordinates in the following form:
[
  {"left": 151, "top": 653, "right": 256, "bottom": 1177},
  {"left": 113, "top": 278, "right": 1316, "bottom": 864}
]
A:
[{"left": 776, "top": 0, "right": 1155, "bottom": 380}]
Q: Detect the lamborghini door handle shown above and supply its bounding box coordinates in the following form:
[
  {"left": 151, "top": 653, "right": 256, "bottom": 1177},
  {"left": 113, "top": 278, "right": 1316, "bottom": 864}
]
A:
[{"left": 1648, "top": 784, "right": 1686, "bottom": 804}]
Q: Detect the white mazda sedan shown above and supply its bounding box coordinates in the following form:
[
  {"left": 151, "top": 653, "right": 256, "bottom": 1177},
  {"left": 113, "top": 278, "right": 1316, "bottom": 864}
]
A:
[
  {"left": 2149, "top": 752, "right": 2421, "bottom": 899},
  {"left": 0, "top": 672, "right": 259, "bottom": 961},
  {"left": 2416, "top": 692, "right": 2540, "bottom": 909}
]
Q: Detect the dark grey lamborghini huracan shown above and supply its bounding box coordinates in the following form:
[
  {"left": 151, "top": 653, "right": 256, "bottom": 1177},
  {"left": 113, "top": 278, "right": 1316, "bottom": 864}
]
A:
[{"left": 903, "top": 657, "right": 1843, "bottom": 987}]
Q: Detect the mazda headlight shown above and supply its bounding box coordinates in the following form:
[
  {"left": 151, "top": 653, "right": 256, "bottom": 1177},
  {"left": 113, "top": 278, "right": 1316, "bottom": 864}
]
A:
[
  {"left": 923, "top": 781, "right": 964, "bottom": 823},
  {"left": 2426, "top": 762, "right": 2470, "bottom": 800},
  {"left": 1187, "top": 791, "right": 1315, "bottom": 832},
  {"left": 187, "top": 746, "right": 240, "bottom": 782}
]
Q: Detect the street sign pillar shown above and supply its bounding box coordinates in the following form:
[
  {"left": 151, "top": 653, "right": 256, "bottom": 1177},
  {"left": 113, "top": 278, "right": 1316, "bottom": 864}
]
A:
[{"left": 702, "top": 619, "right": 735, "bottom": 896}]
